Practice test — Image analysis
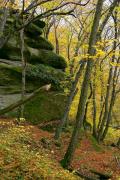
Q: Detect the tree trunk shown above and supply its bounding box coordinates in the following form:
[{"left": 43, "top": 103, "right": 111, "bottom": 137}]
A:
[
  {"left": 101, "top": 56, "right": 120, "bottom": 141},
  {"left": 92, "top": 68, "right": 97, "bottom": 138},
  {"left": 83, "top": 83, "right": 92, "bottom": 131},
  {"left": 61, "top": 0, "right": 104, "bottom": 168},
  {"left": 97, "top": 8, "right": 118, "bottom": 142},
  {"left": 53, "top": 16, "right": 59, "bottom": 54},
  {"left": 54, "top": 62, "right": 85, "bottom": 140},
  {"left": 67, "top": 33, "right": 73, "bottom": 61},
  {"left": 0, "top": 6, "right": 9, "bottom": 49},
  {"left": 20, "top": 28, "right": 26, "bottom": 118}
]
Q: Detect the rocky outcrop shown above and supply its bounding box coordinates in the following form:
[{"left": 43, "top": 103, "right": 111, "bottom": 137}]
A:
[{"left": 0, "top": 16, "right": 67, "bottom": 95}]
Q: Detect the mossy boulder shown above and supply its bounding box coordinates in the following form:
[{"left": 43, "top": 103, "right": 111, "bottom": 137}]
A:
[
  {"left": 0, "top": 45, "right": 30, "bottom": 61},
  {"left": 24, "top": 23, "right": 43, "bottom": 38},
  {"left": 0, "top": 63, "right": 66, "bottom": 93},
  {"left": 11, "top": 91, "right": 67, "bottom": 124},
  {"left": 28, "top": 47, "right": 67, "bottom": 69},
  {"left": 0, "top": 65, "right": 21, "bottom": 86},
  {"left": 0, "top": 18, "right": 67, "bottom": 70},
  {"left": 33, "top": 19, "right": 46, "bottom": 28},
  {"left": 0, "top": 13, "right": 68, "bottom": 95},
  {"left": 25, "top": 36, "right": 54, "bottom": 51},
  {"left": 27, "top": 64, "right": 65, "bottom": 89}
]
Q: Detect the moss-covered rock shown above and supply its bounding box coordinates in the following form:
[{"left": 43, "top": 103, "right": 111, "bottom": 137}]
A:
[
  {"left": 0, "top": 65, "right": 21, "bottom": 86},
  {"left": 28, "top": 47, "right": 67, "bottom": 69},
  {"left": 24, "top": 23, "right": 43, "bottom": 38},
  {"left": 0, "top": 44, "right": 30, "bottom": 61},
  {"left": 25, "top": 36, "right": 54, "bottom": 51},
  {"left": 27, "top": 64, "right": 65, "bottom": 89},
  {"left": 8, "top": 91, "right": 67, "bottom": 124},
  {"left": 33, "top": 19, "right": 46, "bottom": 28},
  {"left": 0, "top": 14, "right": 67, "bottom": 122},
  {"left": 0, "top": 63, "right": 66, "bottom": 93}
]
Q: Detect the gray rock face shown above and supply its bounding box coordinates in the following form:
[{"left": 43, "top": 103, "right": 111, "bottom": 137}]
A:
[
  {"left": 0, "top": 94, "right": 21, "bottom": 109},
  {"left": 0, "top": 93, "right": 31, "bottom": 110},
  {"left": 0, "top": 15, "right": 67, "bottom": 91},
  {"left": 0, "top": 17, "right": 67, "bottom": 69},
  {"left": 0, "top": 14, "right": 67, "bottom": 112}
]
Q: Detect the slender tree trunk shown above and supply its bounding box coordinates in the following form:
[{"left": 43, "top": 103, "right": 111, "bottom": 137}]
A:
[
  {"left": 53, "top": 16, "right": 59, "bottom": 54},
  {"left": 0, "top": 6, "right": 9, "bottom": 48},
  {"left": 83, "top": 83, "right": 92, "bottom": 130},
  {"left": 97, "top": 8, "right": 118, "bottom": 141},
  {"left": 101, "top": 56, "right": 120, "bottom": 141},
  {"left": 67, "top": 33, "right": 73, "bottom": 61},
  {"left": 20, "top": 28, "right": 26, "bottom": 118},
  {"left": 20, "top": 0, "right": 26, "bottom": 118},
  {"left": 97, "top": 66, "right": 113, "bottom": 141},
  {"left": 97, "top": 102, "right": 105, "bottom": 130},
  {"left": 54, "top": 63, "right": 85, "bottom": 140},
  {"left": 92, "top": 67, "right": 97, "bottom": 138},
  {"left": 45, "top": 18, "right": 54, "bottom": 39},
  {"left": 61, "top": 0, "right": 104, "bottom": 168}
]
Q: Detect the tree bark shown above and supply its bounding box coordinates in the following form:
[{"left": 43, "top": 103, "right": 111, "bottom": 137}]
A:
[
  {"left": 83, "top": 82, "right": 92, "bottom": 130},
  {"left": 53, "top": 16, "right": 59, "bottom": 54},
  {"left": 61, "top": 0, "right": 104, "bottom": 168},
  {"left": 97, "top": 8, "right": 118, "bottom": 141},
  {"left": 92, "top": 67, "right": 97, "bottom": 138},
  {"left": 101, "top": 56, "right": 120, "bottom": 141},
  {"left": 0, "top": 6, "right": 9, "bottom": 49},
  {"left": 54, "top": 62, "right": 85, "bottom": 140},
  {"left": 20, "top": 28, "right": 26, "bottom": 118}
]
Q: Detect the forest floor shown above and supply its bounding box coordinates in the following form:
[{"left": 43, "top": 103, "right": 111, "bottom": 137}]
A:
[{"left": 0, "top": 117, "right": 120, "bottom": 180}]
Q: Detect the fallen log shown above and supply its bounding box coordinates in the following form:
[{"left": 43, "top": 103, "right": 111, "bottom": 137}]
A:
[
  {"left": 90, "top": 169, "right": 112, "bottom": 179},
  {"left": 0, "top": 84, "right": 51, "bottom": 116},
  {"left": 67, "top": 168, "right": 99, "bottom": 180},
  {"left": 75, "top": 170, "right": 99, "bottom": 180}
]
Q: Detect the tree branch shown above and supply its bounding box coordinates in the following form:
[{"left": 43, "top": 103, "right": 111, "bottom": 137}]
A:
[{"left": 0, "top": 84, "right": 51, "bottom": 116}]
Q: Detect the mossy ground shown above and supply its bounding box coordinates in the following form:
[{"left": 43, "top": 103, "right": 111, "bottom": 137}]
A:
[
  {"left": 7, "top": 91, "right": 67, "bottom": 125},
  {"left": 0, "top": 118, "right": 119, "bottom": 180},
  {"left": 0, "top": 120, "right": 78, "bottom": 180}
]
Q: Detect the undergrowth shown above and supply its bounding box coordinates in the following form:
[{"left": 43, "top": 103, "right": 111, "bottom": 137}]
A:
[{"left": 0, "top": 124, "right": 79, "bottom": 180}]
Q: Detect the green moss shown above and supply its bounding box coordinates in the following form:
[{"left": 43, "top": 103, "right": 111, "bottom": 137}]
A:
[
  {"left": 0, "top": 66, "right": 22, "bottom": 86},
  {"left": 33, "top": 19, "right": 46, "bottom": 28},
  {"left": 28, "top": 48, "right": 67, "bottom": 69},
  {"left": 90, "top": 136, "right": 103, "bottom": 152},
  {"left": 23, "top": 91, "right": 67, "bottom": 124},
  {"left": 27, "top": 64, "right": 65, "bottom": 89},
  {"left": 0, "top": 63, "right": 66, "bottom": 94},
  {"left": 7, "top": 91, "right": 67, "bottom": 124},
  {"left": 25, "top": 36, "right": 54, "bottom": 50},
  {"left": 0, "top": 36, "right": 30, "bottom": 61},
  {"left": 0, "top": 126, "right": 78, "bottom": 180},
  {"left": 24, "top": 23, "right": 43, "bottom": 38}
]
